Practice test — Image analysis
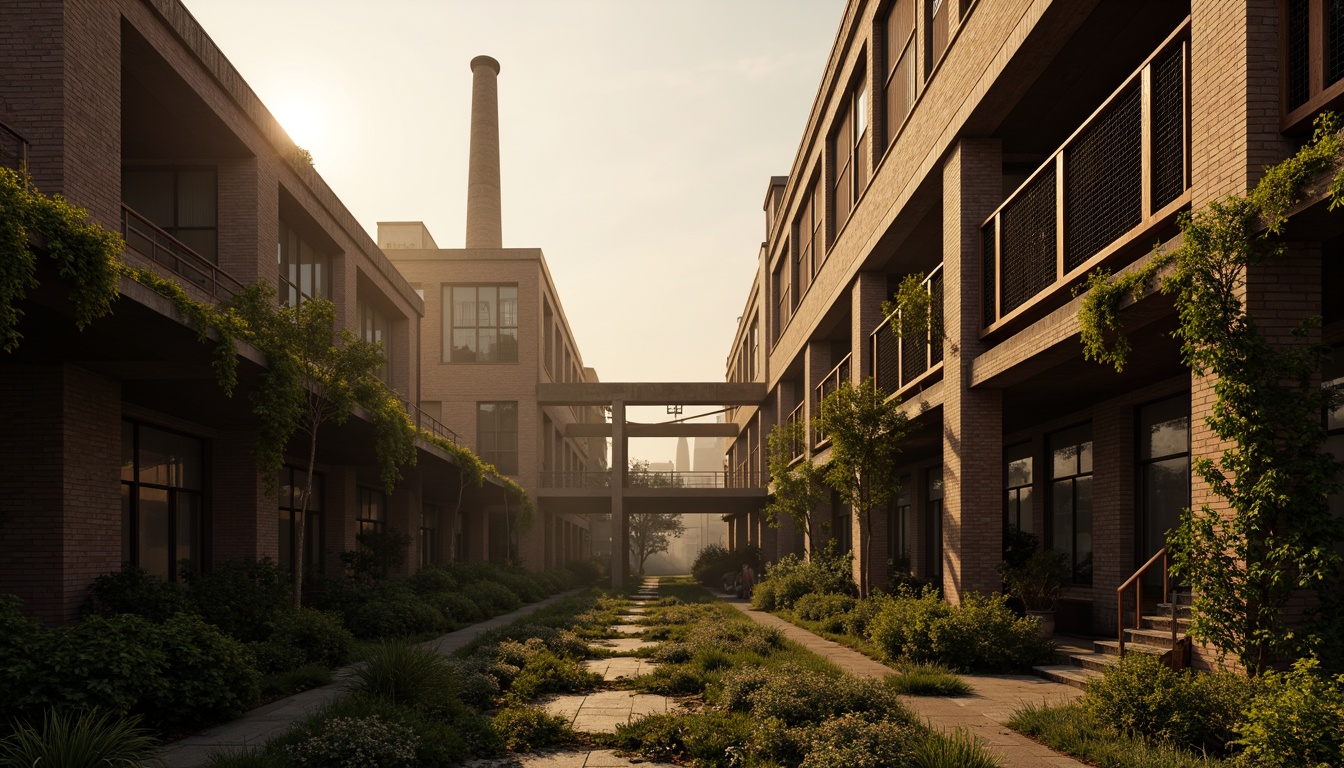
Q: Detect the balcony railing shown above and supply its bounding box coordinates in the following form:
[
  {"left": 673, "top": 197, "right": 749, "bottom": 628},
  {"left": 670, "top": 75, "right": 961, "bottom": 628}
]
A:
[
  {"left": 403, "top": 399, "right": 460, "bottom": 445},
  {"left": 542, "top": 470, "right": 613, "bottom": 489},
  {"left": 539, "top": 469, "right": 767, "bottom": 490},
  {"left": 872, "top": 265, "right": 944, "bottom": 397},
  {"left": 786, "top": 401, "right": 805, "bottom": 463},
  {"left": 981, "top": 20, "right": 1190, "bottom": 330},
  {"left": 0, "top": 119, "right": 28, "bottom": 173},
  {"left": 813, "top": 353, "right": 851, "bottom": 448},
  {"left": 122, "top": 205, "right": 244, "bottom": 303}
]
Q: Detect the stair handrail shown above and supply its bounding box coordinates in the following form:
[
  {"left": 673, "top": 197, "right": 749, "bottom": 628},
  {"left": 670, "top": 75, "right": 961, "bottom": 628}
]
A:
[{"left": 1116, "top": 546, "right": 1170, "bottom": 661}]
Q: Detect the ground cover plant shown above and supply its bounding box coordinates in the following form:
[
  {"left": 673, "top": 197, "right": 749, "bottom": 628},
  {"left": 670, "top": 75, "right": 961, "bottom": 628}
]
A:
[{"left": 606, "top": 577, "right": 1002, "bottom": 767}]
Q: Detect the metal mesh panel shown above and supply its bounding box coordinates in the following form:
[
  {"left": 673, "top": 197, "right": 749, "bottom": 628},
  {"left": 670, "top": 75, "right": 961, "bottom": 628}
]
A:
[
  {"left": 1288, "top": 0, "right": 1311, "bottom": 109},
  {"left": 1151, "top": 45, "right": 1186, "bottom": 210},
  {"left": 981, "top": 221, "right": 996, "bottom": 326},
  {"left": 999, "top": 164, "right": 1057, "bottom": 315},
  {"left": 1064, "top": 86, "right": 1142, "bottom": 272},
  {"left": 1332, "top": 0, "right": 1344, "bottom": 86},
  {"left": 901, "top": 318, "right": 927, "bottom": 383},
  {"left": 874, "top": 326, "right": 899, "bottom": 393},
  {"left": 929, "top": 271, "right": 944, "bottom": 366}
]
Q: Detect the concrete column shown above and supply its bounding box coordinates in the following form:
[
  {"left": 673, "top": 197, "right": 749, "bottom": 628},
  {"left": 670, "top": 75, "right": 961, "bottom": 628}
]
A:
[
  {"left": 611, "top": 400, "right": 628, "bottom": 589},
  {"left": 323, "top": 465, "right": 357, "bottom": 579},
  {"left": 941, "top": 138, "right": 1003, "bottom": 605},
  {"left": 465, "top": 55, "right": 503, "bottom": 249},
  {"left": 387, "top": 482, "right": 417, "bottom": 578},
  {"left": 212, "top": 430, "right": 273, "bottom": 565}
]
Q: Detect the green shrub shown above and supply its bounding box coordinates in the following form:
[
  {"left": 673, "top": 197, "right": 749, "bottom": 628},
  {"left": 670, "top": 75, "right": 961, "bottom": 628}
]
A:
[
  {"left": 434, "top": 591, "right": 483, "bottom": 625},
  {"left": 756, "top": 545, "right": 857, "bottom": 611},
  {"left": 717, "top": 663, "right": 912, "bottom": 729},
  {"left": 260, "top": 664, "right": 331, "bottom": 700},
  {"left": 907, "top": 726, "right": 1002, "bottom": 768},
  {"left": 338, "top": 530, "right": 411, "bottom": 581},
  {"left": 751, "top": 579, "right": 779, "bottom": 610},
  {"left": 283, "top": 715, "right": 417, "bottom": 768},
  {"left": 506, "top": 651, "right": 602, "bottom": 701},
  {"left": 1237, "top": 657, "right": 1344, "bottom": 767},
  {"left": 251, "top": 609, "right": 353, "bottom": 674},
  {"left": 446, "top": 658, "right": 502, "bottom": 709},
  {"left": 564, "top": 557, "right": 606, "bottom": 585},
  {"left": 12, "top": 615, "right": 166, "bottom": 722},
  {"left": 1084, "top": 652, "right": 1250, "bottom": 754},
  {"left": 0, "top": 709, "right": 162, "bottom": 768},
  {"left": 349, "top": 641, "right": 458, "bottom": 710},
  {"left": 692, "top": 544, "right": 760, "bottom": 589},
  {"left": 795, "top": 592, "right": 856, "bottom": 621},
  {"left": 611, "top": 711, "right": 754, "bottom": 767},
  {"left": 842, "top": 596, "right": 884, "bottom": 636},
  {"left": 800, "top": 712, "right": 922, "bottom": 768},
  {"left": 464, "top": 580, "right": 521, "bottom": 615},
  {"left": 867, "top": 587, "right": 1052, "bottom": 672},
  {"left": 85, "top": 564, "right": 195, "bottom": 623},
  {"left": 490, "top": 705, "right": 574, "bottom": 751},
  {"left": 180, "top": 559, "right": 290, "bottom": 643},
  {"left": 470, "top": 623, "right": 589, "bottom": 661},
  {"left": 405, "top": 565, "right": 459, "bottom": 595},
  {"left": 341, "top": 584, "right": 444, "bottom": 639},
  {"left": 141, "top": 614, "right": 260, "bottom": 729}
]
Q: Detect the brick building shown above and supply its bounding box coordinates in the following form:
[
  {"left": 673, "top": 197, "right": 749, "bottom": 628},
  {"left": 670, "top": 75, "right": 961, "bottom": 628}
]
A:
[
  {"left": 721, "top": 0, "right": 1344, "bottom": 650},
  {"left": 0, "top": 0, "right": 571, "bottom": 624}
]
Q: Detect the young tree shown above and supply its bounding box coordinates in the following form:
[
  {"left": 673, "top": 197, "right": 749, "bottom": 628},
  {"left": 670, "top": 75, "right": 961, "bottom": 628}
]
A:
[
  {"left": 764, "top": 420, "right": 829, "bottom": 546},
  {"left": 629, "top": 512, "right": 686, "bottom": 576},
  {"left": 816, "top": 377, "right": 913, "bottom": 597},
  {"left": 232, "top": 288, "right": 416, "bottom": 607}
]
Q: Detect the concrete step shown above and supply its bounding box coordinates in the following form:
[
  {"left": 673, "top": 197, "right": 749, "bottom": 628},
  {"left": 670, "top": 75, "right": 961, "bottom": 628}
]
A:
[
  {"left": 1140, "top": 614, "right": 1191, "bottom": 632},
  {"left": 1033, "top": 664, "right": 1105, "bottom": 690},
  {"left": 1155, "top": 602, "right": 1192, "bottom": 619},
  {"left": 1125, "top": 627, "right": 1187, "bottom": 650},
  {"left": 1069, "top": 652, "right": 1121, "bottom": 673},
  {"left": 1093, "top": 639, "right": 1173, "bottom": 661}
]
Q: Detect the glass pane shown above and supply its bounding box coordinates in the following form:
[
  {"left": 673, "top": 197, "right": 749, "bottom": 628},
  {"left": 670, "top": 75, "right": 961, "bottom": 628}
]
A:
[
  {"left": 1079, "top": 439, "right": 1093, "bottom": 474},
  {"left": 121, "top": 422, "right": 135, "bottom": 481},
  {"left": 176, "top": 492, "right": 200, "bottom": 571},
  {"left": 138, "top": 426, "right": 202, "bottom": 489},
  {"left": 279, "top": 508, "right": 293, "bottom": 572},
  {"left": 499, "top": 286, "right": 518, "bottom": 326},
  {"left": 477, "top": 328, "right": 498, "bottom": 362},
  {"left": 176, "top": 170, "right": 217, "bottom": 227},
  {"left": 1051, "top": 479, "right": 1073, "bottom": 559},
  {"left": 1140, "top": 396, "right": 1189, "bottom": 459},
  {"left": 121, "top": 483, "right": 132, "bottom": 564},
  {"left": 1018, "top": 486, "right": 1033, "bottom": 535},
  {"left": 175, "top": 229, "right": 217, "bottom": 262},
  {"left": 478, "top": 286, "right": 497, "bottom": 327},
  {"left": 896, "top": 474, "right": 911, "bottom": 506},
  {"left": 121, "top": 170, "right": 174, "bottom": 227},
  {"left": 1144, "top": 456, "right": 1189, "bottom": 555},
  {"left": 1007, "top": 455, "right": 1032, "bottom": 488},
  {"left": 478, "top": 403, "right": 496, "bottom": 431},
  {"left": 451, "top": 329, "right": 478, "bottom": 362},
  {"left": 453, "top": 287, "right": 477, "bottom": 328},
  {"left": 926, "top": 469, "right": 943, "bottom": 500},
  {"left": 497, "top": 328, "right": 518, "bottom": 363},
  {"left": 138, "top": 487, "right": 170, "bottom": 581},
  {"left": 305, "top": 511, "right": 322, "bottom": 574},
  {"left": 1076, "top": 476, "right": 1093, "bottom": 583},
  {"left": 499, "top": 402, "right": 518, "bottom": 429}
]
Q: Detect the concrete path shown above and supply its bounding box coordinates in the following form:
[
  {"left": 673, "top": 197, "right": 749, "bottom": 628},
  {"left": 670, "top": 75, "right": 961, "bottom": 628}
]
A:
[
  {"left": 583, "top": 656, "right": 660, "bottom": 680},
  {"left": 542, "top": 689, "right": 672, "bottom": 733},
  {"left": 726, "top": 598, "right": 1089, "bottom": 768},
  {"left": 161, "top": 589, "right": 585, "bottom": 768}
]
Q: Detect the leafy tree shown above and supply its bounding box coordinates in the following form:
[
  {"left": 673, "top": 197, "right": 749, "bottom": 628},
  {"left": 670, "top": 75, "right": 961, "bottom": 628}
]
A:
[
  {"left": 231, "top": 289, "right": 417, "bottom": 607},
  {"left": 816, "top": 377, "right": 913, "bottom": 598},
  {"left": 1077, "top": 113, "right": 1344, "bottom": 674},
  {"left": 764, "top": 419, "right": 829, "bottom": 545},
  {"left": 628, "top": 513, "right": 686, "bottom": 576},
  {"left": 627, "top": 458, "right": 682, "bottom": 488}
]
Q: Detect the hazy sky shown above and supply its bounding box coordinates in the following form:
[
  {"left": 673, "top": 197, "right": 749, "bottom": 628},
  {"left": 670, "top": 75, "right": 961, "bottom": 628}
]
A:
[{"left": 183, "top": 0, "right": 843, "bottom": 462}]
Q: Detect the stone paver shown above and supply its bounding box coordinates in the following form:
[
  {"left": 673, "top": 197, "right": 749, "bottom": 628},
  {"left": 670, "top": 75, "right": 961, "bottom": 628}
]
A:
[
  {"left": 544, "top": 690, "right": 672, "bottom": 733},
  {"left": 589, "top": 637, "right": 658, "bottom": 653},
  {"left": 162, "top": 589, "right": 584, "bottom": 768},
  {"left": 610, "top": 623, "right": 644, "bottom": 635},
  {"left": 583, "top": 656, "right": 660, "bottom": 680},
  {"left": 468, "top": 748, "right": 677, "bottom": 767},
  {"left": 726, "top": 599, "right": 1088, "bottom": 768}
]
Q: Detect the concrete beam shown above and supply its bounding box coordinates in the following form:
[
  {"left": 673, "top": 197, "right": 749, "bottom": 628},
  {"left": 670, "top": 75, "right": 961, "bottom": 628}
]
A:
[
  {"left": 537, "top": 382, "right": 766, "bottom": 406},
  {"left": 564, "top": 422, "right": 741, "bottom": 438}
]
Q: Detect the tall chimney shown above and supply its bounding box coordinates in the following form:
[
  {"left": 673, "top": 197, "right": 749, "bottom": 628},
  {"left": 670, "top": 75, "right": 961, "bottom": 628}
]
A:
[{"left": 466, "top": 55, "right": 503, "bottom": 249}]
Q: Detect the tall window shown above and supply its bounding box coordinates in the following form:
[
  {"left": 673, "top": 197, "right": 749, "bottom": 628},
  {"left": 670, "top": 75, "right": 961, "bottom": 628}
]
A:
[
  {"left": 278, "top": 465, "right": 323, "bottom": 577},
  {"left": 830, "top": 74, "right": 868, "bottom": 230},
  {"left": 421, "top": 504, "right": 442, "bottom": 567},
  {"left": 834, "top": 495, "right": 853, "bottom": 554},
  {"left": 750, "top": 320, "right": 759, "bottom": 379},
  {"left": 357, "top": 487, "right": 385, "bottom": 535},
  {"left": 794, "top": 177, "right": 823, "bottom": 297},
  {"left": 478, "top": 401, "right": 519, "bottom": 475},
  {"left": 1004, "top": 442, "right": 1033, "bottom": 535},
  {"left": 925, "top": 468, "right": 943, "bottom": 582},
  {"left": 927, "top": 0, "right": 951, "bottom": 76},
  {"left": 121, "top": 421, "right": 204, "bottom": 581},
  {"left": 1138, "top": 397, "right": 1189, "bottom": 564},
  {"left": 772, "top": 256, "right": 790, "bottom": 341},
  {"left": 1049, "top": 424, "right": 1093, "bottom": 585},
  {"left": 883, "top": 0, "right": 917, "bottom": 149},
  {"left": 445, "top": 284, "right": 519, "bottom": 363},
  {"left": 543, "top": 301, "right": 555, "bottom": 375},
  {"left": 278, "top": 220, "right": 331, "bottom": 307},
  {"left": 122, "top": 168, "right": 218, "bottom": 262},
  {"left": 891, "top": 474, "right": 912, "bottom": 572},
  {"left": 357, "top": 298, "right": 392, "bottom": 382}
]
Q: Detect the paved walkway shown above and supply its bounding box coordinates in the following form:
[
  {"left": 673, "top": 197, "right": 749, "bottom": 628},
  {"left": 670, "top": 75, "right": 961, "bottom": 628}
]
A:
[
  {"left": 161, "top": 589, "right": 585, "bottom": 768},
  {"left": 726, "top": 598, "right": 1088, "bottom": 768}
]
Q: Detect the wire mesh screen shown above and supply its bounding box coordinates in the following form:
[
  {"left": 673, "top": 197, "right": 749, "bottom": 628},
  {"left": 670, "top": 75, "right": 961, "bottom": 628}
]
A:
[
  {"left": 999, "top": 164, "right": 1057, "bottom": 315},
  {"left": 1151, "top": 45, "right": 1186, "bottom": 210},
  {"left": 1064, "top": 86, "right": 1142, "bottom": 272},
  {"left": 928, "top": 271, "right": 944, "bottom": 367},
  {"left": 1289, "top": 0, "right": 1311, "bottom": 109},
  {"left": 1331, "top": 0, "right": 1344, "bottom": 86},
  {"left": 901, "top": 316, "right": 927, "bottom": 384},
  {"left": 982, "top": 221, "right": 996, "bottom": 325},
  {"left": 874, "top": 324, "right": 899, "bottom": 393}
]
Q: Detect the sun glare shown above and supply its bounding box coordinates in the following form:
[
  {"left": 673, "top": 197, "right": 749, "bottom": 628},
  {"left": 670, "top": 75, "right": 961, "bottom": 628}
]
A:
[{"left": 271, "top": 93, "right": 326, "bottom": 152}]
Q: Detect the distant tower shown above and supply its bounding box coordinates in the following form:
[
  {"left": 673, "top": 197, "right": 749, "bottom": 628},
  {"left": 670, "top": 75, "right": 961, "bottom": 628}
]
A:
[
  {"left": 466, "top": 55, "right": 503, "bottom": 248},
  {"left": 675, "top": 436, "right": 690, "bottom": 474}
]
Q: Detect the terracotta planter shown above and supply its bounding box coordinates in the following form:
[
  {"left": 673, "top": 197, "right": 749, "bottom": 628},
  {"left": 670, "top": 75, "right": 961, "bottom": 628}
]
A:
[{"left": 1026, "top": 609, "right": 1056, "bottom": 639}]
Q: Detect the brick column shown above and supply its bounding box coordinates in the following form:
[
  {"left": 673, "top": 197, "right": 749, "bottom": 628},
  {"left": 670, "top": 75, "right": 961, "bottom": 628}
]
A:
[
  {"left": 1092, "top": 401, "right": 1136, "bottom": 634},
  {"left": 941, "top": 138, "right": 1003, "bottom": 605},
  {"left": 323, "top": 465, "right": 357, "bottom": 578},
  {"left": 212, "top": 431, "right": 273, "bottom": 565},
  {"left": 387, "top": 481, "right": 417, "bottom": 577}
]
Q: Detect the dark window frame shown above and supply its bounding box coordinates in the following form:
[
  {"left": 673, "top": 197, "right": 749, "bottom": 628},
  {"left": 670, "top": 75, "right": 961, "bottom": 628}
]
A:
[
  {"left": 278, "top": 464, "right": 325, "bottom": 578},
  {"left": 120, "top": 419, "right": 208, "bottom": 581},
  {"left": 1048, "top": 423, "right": 1093, "bottom": 586},
  {"left": 357, "top": 486, "right": 386, "bottom": 536},
  {"left": 477, "top": 401, "right": 520, "bottom": 475},
  {"left": 444, "top": 283, "right": 520, "bottom": 364}
]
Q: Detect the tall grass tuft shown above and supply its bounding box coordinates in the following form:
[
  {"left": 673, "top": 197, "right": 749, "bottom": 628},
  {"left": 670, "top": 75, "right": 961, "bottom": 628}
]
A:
[
  {"left": 908, "top": 727, "right": 1002, "bottom": 768},
  {"left": 348, "top": 640, "right": 457, "bottom": 708},
  {"left": 0, "top": 709, "right": 163, "bottom": 768},
  {"left": 887, "top": 662, "right": 972, "bottom": 696}
]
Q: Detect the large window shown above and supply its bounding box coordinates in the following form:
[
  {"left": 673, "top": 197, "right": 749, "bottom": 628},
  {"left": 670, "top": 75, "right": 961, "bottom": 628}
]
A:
[
  {"left": 478, "top": 402, "right": 519, "bottom": 475},
  {"left": 830, "top": 74, "right": 868, "bottom": 229},
  {"left": 883, "top": 0, "right": 917, "bottom": 150},
  {"left": 1049, "top": 424, "right": 1093, "bottom": 585},
  {"left": 357, "top": 487, "right": 385, "bottom": 536},
  {"left": 891, "top": 474, "right": 911, "bottom": 572},
  {"left": 278, "top": 220, "right": 331, "bottom": 307},
  {"left": 794, "top": 177, "right": 824, "bottom": 297},
  {"left": 421, "top": 504, "right": 442, "bottom": 567},
  {"left": 279, "top": 465, "right": 323, "bottom": 577},
  {"left": 122, "top": 167, "right": 218, "bottom": 262},
  {"left": 445, "top": 284, "right": 519, "bottom": 363},
  {"left": 1004, "top": 442, "right": 1033, "bottom": 536},
  {"left": 925, "top": 468, "right": 943, "bottom": 582},
  {"left": 1138, "top": 397, "right": 1189, "bottom": 583},
  {"left": 358, "top": 298, "right": 393, "bottom": 382},
  {"left": 772, "top": 256, "right": 790, "bottom": 341},
  {"left": 121, "top": 421, "right": 204, "bottom": 581}
]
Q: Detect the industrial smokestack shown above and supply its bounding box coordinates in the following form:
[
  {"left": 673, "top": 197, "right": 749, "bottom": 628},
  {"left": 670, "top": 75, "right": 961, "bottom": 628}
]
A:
[{"left": 466, "top": 55, "right": 503, "bottom": 249}]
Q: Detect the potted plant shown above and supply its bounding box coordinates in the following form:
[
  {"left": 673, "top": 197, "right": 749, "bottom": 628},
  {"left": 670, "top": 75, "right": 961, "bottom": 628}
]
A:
[{"left": 999, "top": 548, "right": 1070, "bottom": 639}]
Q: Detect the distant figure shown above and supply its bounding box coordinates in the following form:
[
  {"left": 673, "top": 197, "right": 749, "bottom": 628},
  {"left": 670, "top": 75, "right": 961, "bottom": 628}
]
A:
[{"left": 739, "top": 563, "right": 754, "bottom": 599}]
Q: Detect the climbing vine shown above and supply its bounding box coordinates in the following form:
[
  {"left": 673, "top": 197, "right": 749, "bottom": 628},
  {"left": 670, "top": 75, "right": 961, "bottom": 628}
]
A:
[
  {"left": 1076, "top": 112, "right": 1344, "bottom": 674},
  {"left": 0, "top": 167, "right": 121, "bottom": 352}
]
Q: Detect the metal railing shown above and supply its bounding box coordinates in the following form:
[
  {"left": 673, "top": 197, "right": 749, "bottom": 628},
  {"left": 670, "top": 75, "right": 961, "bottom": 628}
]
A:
[
  {"left": 0, "top": 119, "right": 28, "bottom": 174},
  {"left": 403, "top": 399, "right": 460, "bottom": 445},
  {"left": 981, "top": 20, "right": 1190, "bottom": 329},
  {"left": 539, "top": 468, "right": 767, "bottom": 490},
  {"left": 813, "top": 353, "right": 851, "bottom": 447},
  {"left": 786, "top": 402, "right": 805, "bottom": 463},
  {"left": 1115, "top": 546, "right": 1181, "bottom": 668},
  {"left": 871, "top": 265, "right": 944, "bottom": 397},
  {"left": 122, "top": 205, "right": 244, "bottom": 303}
]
